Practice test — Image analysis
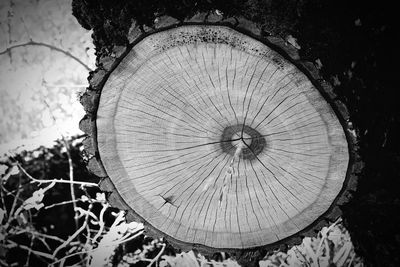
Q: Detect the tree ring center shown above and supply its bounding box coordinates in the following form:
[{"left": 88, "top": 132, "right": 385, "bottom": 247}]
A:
[
  {"left": 231, "top": 132, "right": 252, "bottom": 146},
  {"left": 220, "top": 124, "right": 266, "bottom": 160}
]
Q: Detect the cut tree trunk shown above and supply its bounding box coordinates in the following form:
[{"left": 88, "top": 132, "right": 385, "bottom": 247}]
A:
[{"left": 79, "top": 15, "right": 361, "bottom": 265}]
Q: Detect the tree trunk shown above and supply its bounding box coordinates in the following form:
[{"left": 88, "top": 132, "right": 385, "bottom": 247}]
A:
[{"left": 74, "top": 2, "right": 362, "bottom": 265}]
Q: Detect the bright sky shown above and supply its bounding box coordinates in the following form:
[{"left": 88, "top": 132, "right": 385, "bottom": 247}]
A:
[{"left": 0, "top": 0, "right": 95, "bottom": 155}]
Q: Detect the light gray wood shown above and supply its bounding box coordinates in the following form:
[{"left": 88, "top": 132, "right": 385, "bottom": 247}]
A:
[{"left": 96, "top": 25, "right": 349, "bottom": 249}]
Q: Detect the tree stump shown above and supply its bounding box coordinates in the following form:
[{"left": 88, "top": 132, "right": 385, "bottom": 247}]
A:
[{"left": 80, "top": 17, "right": 360, "bottom": 264}]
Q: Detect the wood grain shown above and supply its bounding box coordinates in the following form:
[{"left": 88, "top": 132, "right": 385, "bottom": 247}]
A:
[{"left": 96, "top": 25, "right": 349, "bottom": 249}]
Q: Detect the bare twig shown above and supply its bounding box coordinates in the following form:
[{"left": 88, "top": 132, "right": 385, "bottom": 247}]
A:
[
  {"left": 37, "top": 237, "right": 55, "bottom": 252},
  {"left": 7, "top": 240, "right": 54, "bottom": 260},
  {"left": 92, "top": 203, "right": 109, "bottom": 244},
  {"left": 13, "top": 181, "right": 55, "bottom": 217},
  {"left": 75, "top": 207, "right": 98, "bottom": 221},
  {"left": 16, "top": 163, "right": 98, "bottom": 187},
  {"left": 3, "top": 181, "right": 33, "bottom": 197},
  {"left": 53, "top": 204, "right": 93, "bottom": 258},
  {"left": 6, "top": 172, "right": 22, "bottom": 225},
  {"left": 44, "top": 199, "right": 81, "bottom": 210},
  {"left": 61, "top": 131, "right": 79, "bottom": 230},
  {"left": 4, "top": 178, "right": 96, "bottom": 197},
  {"left": 42, "top": 98, "right": 87, "bottom": 231},
  {"left": 65, "top": 139, "right": 79, "bottom": 229},
  {"left": 83, "top": 223, "right": 92, "bottom": 265},
  {"left": 118, "top": 230, "right": 145, "bottom": 244},
  {"left": 0, "top": 175, "right": 8, "bottom": 221},
  {"left": 147, "top": 243, "right": 166, "bottom": 267},
  {"left": 25, "top": 233, "right": 35, "bottom": 266},
  {"left": 44, "top": 197, "right": 104, "bottom": 210},
  {"left": 0, "top": 40, "right": 92, "bottom": 71},
  {"left": 14, "top": 228, "right": 67, "bottom": 243},
  {"left": 110, "top": 211, "right": 125, "bottom": 228}
]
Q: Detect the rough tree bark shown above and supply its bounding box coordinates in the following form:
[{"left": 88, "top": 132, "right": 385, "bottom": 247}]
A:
[{"left": 75, "top": 2, "right": 362, "bottom": 266}]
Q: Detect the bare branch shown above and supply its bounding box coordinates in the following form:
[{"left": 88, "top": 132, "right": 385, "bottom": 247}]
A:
[
  {"left": 0, "top": 175, "right": 7, "bottom": 221},
  {"left": 17, "top": 163, "right": 99, "bottom": 187},
  {"left": 6, "top": 172, "right": 21, "bottom": 225},
  {"left": 44, "top": 98, "right": 79, "bottom": 231},
  {"left": 147, "top": 243, "right": 166, "bottom": 267},
  {"left": 92, "top": 203, "right": 109, "bottom": 244},
  {"left": 44, "top": 199, "right": 81, "bottom": 210},
  {"left": 16, "top": 162, "right": 98, "bottom": 187},
  {"left": 52, "top": 204, "right": 93, "bottom": 258},
  {"left": 63, "top": 126, "right": 79, "bottom": 230},
  {"left": 25, "top": 233, "right": 35, "bottom": 266},
  {"left": 14, "top": 228, "right": 67, "bottom": 243},
  {"left": 7, "top": 240, "right": 54, "bottom": 260},
  {"left": 0, "top": 40, "right": 92, "bottom": 71}
]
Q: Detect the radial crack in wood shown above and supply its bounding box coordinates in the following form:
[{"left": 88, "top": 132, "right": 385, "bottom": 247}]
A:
[{"left": 94, "top": 25, "right": 350, "bottom": 251}]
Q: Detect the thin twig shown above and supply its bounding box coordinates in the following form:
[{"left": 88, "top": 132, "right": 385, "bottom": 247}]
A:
[
  {"left": 4, "top": 179, "right": 34, "bottom": 196},
  {"left": 1, "top": 185, "right": 27, "bottom": 223},
  {"left": 75, "top": 207, "right": 98, "bottom": 221},
  {"left": 85, "top": 224, "right": 92, "bottom": 247},
  {"left": 17, "top": 163, "right": 98, "bottom": 187},
  {"left": 13, "top": 181, "right": 55, "bottom": 217},
  {"left": 6, "top": 172, "right": 22, "bottom": 225},
  {"left": 0, "top": 40, "right": 92, "bottom": 71},
  {"left": 25, "top": 233, "right": 35, "bottom": 266},
  {"left": 118, "top": 230, "right": 145, "bottom": 244},
  {"left": 92, "top": 203, "right": 109, "bottom": 244},
  {"left": 42, "top": 98, "right": 80, "bottom": 230},
  {"left": 53, "top": 204, "right": 93, "bottom": 258},
  {"left": 44, "top": 199, "right": 81, "bottom": 210},
  {"left": 0, "top": 175, "right": 7, "bottom": 221},
  {"left": 44, "top": 197, "right": 103, "bottom": 210},
  {"left": 7, "top": 240, "right": 54, "bottom": 260},
  {"left": 35, "top": 236, "right": 51, "bottom": 252},
  {"left": 147, "top": 243, "right": 166, "bottom": 267},
  {"left": 110, "top": 211, "right": 125, "bottom": 228},
  {"left": 62, "top": 133, "right": 79, "bottom": 230},
  {"left": 84, "top": 223, "right": 92, "bottom": 265},
  {"left": 14, "top": 228, "right": 67, "bottom": 243}
]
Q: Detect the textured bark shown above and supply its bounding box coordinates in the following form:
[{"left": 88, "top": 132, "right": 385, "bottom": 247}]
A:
[{"left": 77, "top": 11, "right": 361, "bottom": 266}]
